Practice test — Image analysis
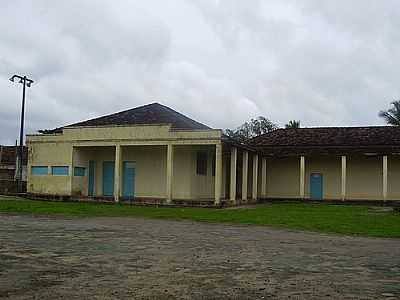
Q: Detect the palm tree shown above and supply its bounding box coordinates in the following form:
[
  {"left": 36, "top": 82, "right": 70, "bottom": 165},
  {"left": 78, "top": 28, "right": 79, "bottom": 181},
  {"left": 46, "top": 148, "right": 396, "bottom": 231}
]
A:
[
  {"left": 379, "top": 101, "right": 400, "bottom": 126},
  {"left": 285, "top": 120, "right": 300, "bottom": 128}
]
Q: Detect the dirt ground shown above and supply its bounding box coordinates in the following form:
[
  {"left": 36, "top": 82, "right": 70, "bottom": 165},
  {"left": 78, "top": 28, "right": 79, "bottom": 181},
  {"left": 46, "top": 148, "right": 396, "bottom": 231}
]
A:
[{"left": 0, "top": 214, "right": 399, "bottom": 299}]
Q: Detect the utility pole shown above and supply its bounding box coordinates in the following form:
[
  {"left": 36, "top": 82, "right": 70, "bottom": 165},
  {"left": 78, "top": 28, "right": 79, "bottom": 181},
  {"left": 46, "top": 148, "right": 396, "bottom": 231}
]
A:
[{"left": 9, "top": 75, "right": 34, "bottom": 192}]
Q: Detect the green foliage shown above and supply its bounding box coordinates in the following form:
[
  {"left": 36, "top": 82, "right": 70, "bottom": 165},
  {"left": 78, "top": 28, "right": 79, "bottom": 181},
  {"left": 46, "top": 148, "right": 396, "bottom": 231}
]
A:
[
  {"left": 379, "top": 100, "right": 400, "bottom": 126},
  {"left": 225, "top": 116, "right": 278, "bottom": 142},
  {"left": 1, "top": 198, "right": 399, "bottom": 238},
  {"left": 285, "top": 120, "right": 301, "bottom": 128}
]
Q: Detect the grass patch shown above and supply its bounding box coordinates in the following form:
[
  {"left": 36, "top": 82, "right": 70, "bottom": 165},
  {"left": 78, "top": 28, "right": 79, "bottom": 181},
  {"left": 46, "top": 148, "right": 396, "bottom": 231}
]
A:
[{"left": 0, "top": 197, "right": 399, "bottom": 238}]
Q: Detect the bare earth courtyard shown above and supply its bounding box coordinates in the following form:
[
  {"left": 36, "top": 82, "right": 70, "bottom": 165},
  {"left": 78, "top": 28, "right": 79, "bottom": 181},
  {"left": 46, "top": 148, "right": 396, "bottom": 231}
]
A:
[{"left": 0, "top": 214, "right": 399, "bottom": 300}]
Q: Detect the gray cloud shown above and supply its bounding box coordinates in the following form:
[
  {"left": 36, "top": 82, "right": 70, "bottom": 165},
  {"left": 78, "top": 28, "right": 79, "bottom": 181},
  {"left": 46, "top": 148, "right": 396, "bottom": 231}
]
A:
[{"left": 1, "top": 0, "right": 400, "bottom": 144}]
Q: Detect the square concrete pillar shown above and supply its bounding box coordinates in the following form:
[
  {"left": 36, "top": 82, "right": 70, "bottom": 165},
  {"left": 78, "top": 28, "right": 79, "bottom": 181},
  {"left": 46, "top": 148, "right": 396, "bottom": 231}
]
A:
[
  {"left": 299, "top": 156, "right": 305, "bottom": 199},
  {"left": 69, "top": 146, "right": 75, "bottom": 196},
  {"left": 230, "top": 147, "right": 237, "bottom": 202},
  {"left": 383, "top": 155, "right": 388, "bottom": 201},
  {"left": 252, "top": 154, "right": 258, "bottom": 200},
  {"left": 341, "top": 155, "right": 346, "bottom": 201},
  {"left": 242, "top": 151, "right": 248, "bottom": 201},
  {"left": 166, "top": 144, "right": 174, "bottom": 203},
  {"left": 214, "top": 144, "right": 223, "bottom": 205},
  {"left": 114, "top": 144, "right": 121, "bottom": 203},
  {"left": 261, "top": 157, "right": 267, "bottom": 198}
]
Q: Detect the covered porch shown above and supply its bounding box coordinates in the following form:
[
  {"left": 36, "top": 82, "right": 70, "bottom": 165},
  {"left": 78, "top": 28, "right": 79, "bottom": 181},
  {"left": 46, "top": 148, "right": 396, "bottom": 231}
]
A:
[
  {"left": 262, "top": 152, "right": 397, "bottom": 202},
  {"left": 71, "top": 143, "right": 227, "bottom": 205},
  {"left": 70, "top": 141, "right": 266, "bottom": 206}
]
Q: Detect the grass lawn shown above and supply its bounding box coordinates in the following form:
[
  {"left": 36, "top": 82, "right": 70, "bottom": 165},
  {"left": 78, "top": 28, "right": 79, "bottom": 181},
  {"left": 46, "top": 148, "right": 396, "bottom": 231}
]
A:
[{"left": 0, "top": 196, "right": 399, "bottom": 238}]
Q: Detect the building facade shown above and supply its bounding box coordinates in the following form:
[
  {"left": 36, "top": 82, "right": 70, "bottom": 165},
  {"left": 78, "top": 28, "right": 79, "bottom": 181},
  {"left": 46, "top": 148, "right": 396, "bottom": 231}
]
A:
[
  {"left": 249, "top": 127, "right": 400, "bottom": 202},
  {"left": 26, "top": 103, "right": 400, "bottom": 205}
]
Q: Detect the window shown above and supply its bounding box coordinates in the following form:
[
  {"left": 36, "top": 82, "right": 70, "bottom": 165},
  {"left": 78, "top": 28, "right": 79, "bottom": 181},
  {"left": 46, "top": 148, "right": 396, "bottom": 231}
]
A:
[
  {"left": 74, "top": 167, "right": 86, "bottom": 177},
  {"left": 196, "top": 152, "right": 207, "bottom": 175},
  {"left": 51, "top": 166, "right": 69, "bottom": 176},
  {"left": 31, "top": 166, "right": 48, "bottom": 175}
]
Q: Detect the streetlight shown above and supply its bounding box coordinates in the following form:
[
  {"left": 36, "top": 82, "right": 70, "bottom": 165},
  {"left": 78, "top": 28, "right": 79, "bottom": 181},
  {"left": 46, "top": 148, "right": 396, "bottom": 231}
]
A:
[{"left": 9, "top": 74, "right": 34, "bottom": 192}]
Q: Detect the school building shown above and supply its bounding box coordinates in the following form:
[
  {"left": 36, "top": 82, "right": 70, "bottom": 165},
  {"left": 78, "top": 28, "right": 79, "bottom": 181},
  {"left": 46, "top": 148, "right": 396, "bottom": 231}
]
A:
[{"left": 26, "top": 103, "right": 400, "bottom": 205}]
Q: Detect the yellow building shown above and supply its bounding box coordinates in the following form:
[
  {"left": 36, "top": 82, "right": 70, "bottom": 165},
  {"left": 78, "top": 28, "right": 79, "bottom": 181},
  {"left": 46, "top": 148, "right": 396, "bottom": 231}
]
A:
[
  {"left": 27, "top": 103, "right": 400, "bottom": 205},
  {"left": 250, "top": 126, "right": 400, "bottom": 202}
]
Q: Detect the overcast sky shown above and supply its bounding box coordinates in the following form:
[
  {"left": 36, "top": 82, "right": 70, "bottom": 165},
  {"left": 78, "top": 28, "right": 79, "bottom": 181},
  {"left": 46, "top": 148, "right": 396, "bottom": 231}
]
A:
[{"left": 1, "top": 0, "right": 400, "bottom": 144}]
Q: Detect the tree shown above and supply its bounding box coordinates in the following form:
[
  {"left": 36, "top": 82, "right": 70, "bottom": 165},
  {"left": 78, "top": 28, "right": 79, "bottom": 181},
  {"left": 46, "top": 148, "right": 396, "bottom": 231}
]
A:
[
  {"left": 225, "top": 116, "right": 278, "bottom": 142},
  {"left": 379, "top": 101, "right": 400, "bottom": 126},
  {"left": 285, "top": 120, "right": 301, "bottom": 128}
]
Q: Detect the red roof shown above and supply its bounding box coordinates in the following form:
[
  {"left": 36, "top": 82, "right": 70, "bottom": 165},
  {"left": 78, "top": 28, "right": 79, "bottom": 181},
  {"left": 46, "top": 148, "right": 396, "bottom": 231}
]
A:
[{"left": 248, "top": 126, "right": 400, "bottom": 156}]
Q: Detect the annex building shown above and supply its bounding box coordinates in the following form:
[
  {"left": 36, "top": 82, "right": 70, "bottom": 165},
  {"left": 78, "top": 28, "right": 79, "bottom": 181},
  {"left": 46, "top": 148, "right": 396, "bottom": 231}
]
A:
[{"left": 26, "top": 103, "right": 400, "bottom": 205}]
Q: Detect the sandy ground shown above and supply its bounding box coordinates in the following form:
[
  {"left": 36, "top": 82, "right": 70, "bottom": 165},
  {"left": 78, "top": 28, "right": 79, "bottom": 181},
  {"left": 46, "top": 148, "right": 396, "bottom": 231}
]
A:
[{"left": 0, "top": 214, "right": 399, "bottom": 299}]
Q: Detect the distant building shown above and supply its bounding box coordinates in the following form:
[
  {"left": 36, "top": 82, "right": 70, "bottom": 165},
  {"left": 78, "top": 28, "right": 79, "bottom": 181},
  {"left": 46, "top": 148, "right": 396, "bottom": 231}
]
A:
[
  {"left": 0, "top": 145, "right": 27, "bottom": 193},
  {"left": 26, "top": 103, "right": 400, "bottom": 205}
]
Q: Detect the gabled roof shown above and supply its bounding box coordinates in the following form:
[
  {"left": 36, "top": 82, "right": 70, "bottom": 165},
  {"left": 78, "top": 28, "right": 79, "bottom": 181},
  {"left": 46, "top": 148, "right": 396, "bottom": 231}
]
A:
[
  {"left": 248, "top": 126, "right": 400, "bottom": 156},
  {"left": 43, "top": 103, "right": 211, "bottom": 133}
]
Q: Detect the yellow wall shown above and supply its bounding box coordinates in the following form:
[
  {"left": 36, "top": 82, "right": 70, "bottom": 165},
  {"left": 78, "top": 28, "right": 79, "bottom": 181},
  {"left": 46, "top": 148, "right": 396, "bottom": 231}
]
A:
[
  {"left": 388, "top": 156, "right": 400, "bottom": 200},
  {"left": 72, "top": 147, "right": 115, "bottom": 197},
  {"left": 266, "top": 157, "right": 299, "bottom": 198},
  {"left": 27, "top": 125, "right": 222, "bottom": 145},
  {"left": 262, "top": 155, "right": 391, "bottom": 201},
  {"left": 27, "top": 142, "right": 72, "bottom": 195},
  {"left": 27, "top": 124, "right": 223, "bottom": 199},
  {"left": 304, "top": 156, "right": 341, "bottom": 199},
  {"left": 122, "top": 145, "right": 166, "bottom": 198},
  {"left": 34, "top": 143, "right": 222, "bottom": 200},
  {"left": 347, "top": 156, "right": 382, "bottom": 200},
  {"left": 28, "top": 123, "right": 399, "bottom": 202},
  {"left": 71, "top": 147, "right": 93, "bottom": 196},
  {"left": 173, "top": 145, "right": 216, "bottom": 199},
  {"left": 73, "top": 144, "right": 218, "bottom": 200}
]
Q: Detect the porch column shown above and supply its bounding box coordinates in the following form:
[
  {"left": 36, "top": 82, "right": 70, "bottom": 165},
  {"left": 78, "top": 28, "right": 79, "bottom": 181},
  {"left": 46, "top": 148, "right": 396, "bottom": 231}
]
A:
[
  {"left": 166, "top": 144, "right": 174, "bottom": 203},
  {"left": 252, "top": 154, "right": 258, "bottom": 200},
  {"left": 214, "top": 143, "right": 223, "bottom": 205},
  {"left": 300, "top": 156, "right": 305, "bottom": 199},
  {"left": 242, "top": 151, "right": 248, "bottom": 201},
  {"left": 230, "top": 147, "right": 237, "bottom": 202},
  {"left": 341, "top": 155, "right": 346, "bottom": 201},
  {"left": 114, "top": 144, "right": 121, "bottom": 203},
  {"left": 69, "top": 146, "right": 74, "bottom": 196},
  {"left": 261, "top": 157, "right": 267, "bottom": 198},
  {"left": 383, "top": 155, "right": 388, "bottom": 201}
]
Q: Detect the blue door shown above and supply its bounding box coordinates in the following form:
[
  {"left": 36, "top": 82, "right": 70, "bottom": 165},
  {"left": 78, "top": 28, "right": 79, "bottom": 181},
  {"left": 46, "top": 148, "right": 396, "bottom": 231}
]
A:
[
  {"left": 102, "top": 161, "right": 115, "bottom": 196},
  {"left": 310, "top": 173, "right": 323, "bottom": 200},
  {"left": 123, "top": 161, "right": 135, "bottom": 198},
  {"left": 88, "top": 160, "right": 95, "bottom": 196}
]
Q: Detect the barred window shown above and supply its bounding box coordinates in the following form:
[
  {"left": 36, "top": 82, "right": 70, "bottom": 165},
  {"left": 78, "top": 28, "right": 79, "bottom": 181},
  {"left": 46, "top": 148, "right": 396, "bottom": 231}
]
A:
[
  {"left": 74, "top": 167, "right": 86, "bottom": 177},
  {"left": 196, "top": 152, "right": 207, "bottom": 175}
]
